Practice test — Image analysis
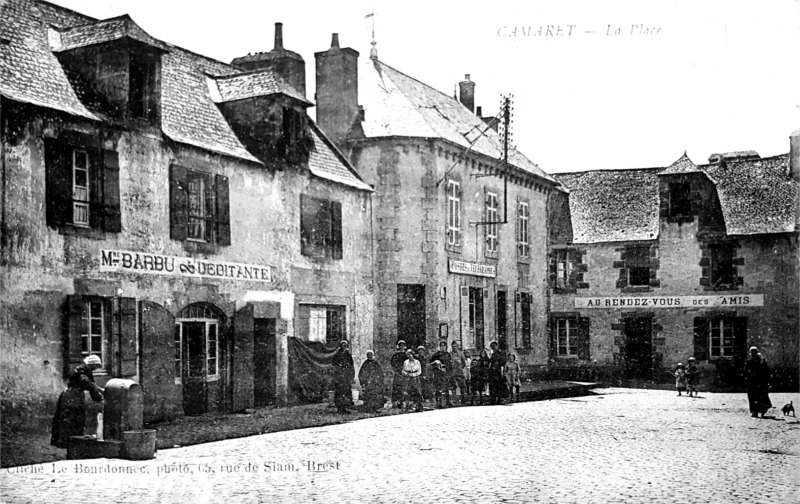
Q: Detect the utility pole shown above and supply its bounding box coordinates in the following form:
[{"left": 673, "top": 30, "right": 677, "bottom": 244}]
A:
[{"left": 472, "top": 94, "right": 513, "bottom": 226}]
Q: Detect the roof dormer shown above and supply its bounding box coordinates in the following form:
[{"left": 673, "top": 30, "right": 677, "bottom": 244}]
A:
[{"left": 49, "top": 15, "right": 167, "bottom": 128}]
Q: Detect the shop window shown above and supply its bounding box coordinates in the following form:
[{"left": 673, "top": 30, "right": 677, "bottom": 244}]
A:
[
  {"left": 485, "top": 191, "right": 498, "bottom": 255},
  {"left": 517, "top": 201, "right": 529, "bottom": 259},
  {"left": 169, "top": 165, "right": 231, "bottom": 247},
  {"left": 693, "top": 316, "right": 747, "bottom": 361},
  {"left": 447, "top": 180, "right": 461, "bottom": 247},
  {"left": 298, "top": 305, "right": 346, "bottom": 345},
  {"left": 668, "top": 182, "right": 692, "bottom": 217},
  {"left": 551, "top": 315, "right": 590, "bottom": 360},
  {"left": 300, "top": 195, "right": 343, "bottom": 259},
  {"left": 44, "top": 138, "right": 121, "bottom": 233}
]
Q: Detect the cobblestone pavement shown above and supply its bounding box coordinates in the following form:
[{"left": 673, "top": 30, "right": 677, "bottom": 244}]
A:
[{"left": 3, "top": 389, "right": 798, "bottom": 504}]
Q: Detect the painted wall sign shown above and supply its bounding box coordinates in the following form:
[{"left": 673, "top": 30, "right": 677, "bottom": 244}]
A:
[
  {"left": 574, "top": 294, "right": 764, "bottom": 309},
  {"left": 100, "top": 249, "right": 272, "bottom": 283},
  {"left": 449, "top": 259, "right": 496, "bottom": 278}
]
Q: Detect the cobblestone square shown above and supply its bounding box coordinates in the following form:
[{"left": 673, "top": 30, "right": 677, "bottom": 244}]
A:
[{"left": 2, "top": 389, "right": 798, "bottom": 504}]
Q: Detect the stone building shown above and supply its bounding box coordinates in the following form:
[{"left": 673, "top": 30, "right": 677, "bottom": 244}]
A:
[
  {"left": 0, "top": 0, "right": 373, "bottom": 429},
  {"left": 547, "top": 139, "right": 799, "bottom": 389},
  {"left": 313, "top": 36, "right": 557, "bottom": 366}
]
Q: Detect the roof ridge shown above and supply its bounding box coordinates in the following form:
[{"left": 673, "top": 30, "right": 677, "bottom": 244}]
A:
[
  {"left": 376, "top": 59, "right": 465, "bottom": 110},
  {"left": 37, "top": 0, "right": 97, "bottom": 23}
]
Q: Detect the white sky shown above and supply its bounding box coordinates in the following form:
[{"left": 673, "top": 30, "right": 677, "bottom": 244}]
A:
[{"left": 48, "top": 0, "right": 800, "bottom": 173}]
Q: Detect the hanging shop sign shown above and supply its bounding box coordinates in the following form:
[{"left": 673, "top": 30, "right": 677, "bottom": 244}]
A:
[
  {"left": 100, "top": 249, "right": 272, "bottom": 283},
  {"left": 574, "top": 294, "right": 763, "bottom": 309},
  {"left": 449, "top": 259, "right": 496, "bottom": 278}
]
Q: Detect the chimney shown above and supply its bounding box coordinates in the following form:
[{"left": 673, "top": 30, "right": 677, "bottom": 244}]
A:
[
  {"left": 458, "top": 74, "right": 475, "bottom": 113},
  {"left": 315, "top": 33, "right": 360, "bottom": 149},
  {"left": 791, "top": 130, "right": 800, "bottom": 182},
  {"left": 231, "top": 22, "right": 306, "bottom": 97}
]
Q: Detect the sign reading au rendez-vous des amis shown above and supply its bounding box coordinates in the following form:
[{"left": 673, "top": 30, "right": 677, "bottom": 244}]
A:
[
  {"left": 100, "top": 249, "right": 272, "bottom": 283},
  {"left": 574, "top": 294, "right": 764, "bottom": 309}
]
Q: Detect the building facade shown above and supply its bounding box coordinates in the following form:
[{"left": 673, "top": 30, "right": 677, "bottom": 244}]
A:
[
  {"left": 547, "top": 144, "right": 799, "bottom": 389},
  {"left": 1, "top": 0, "right": 373, "bottom": 429},
  {"left": 313, "top": 37, "right": 557, "bottom": 366}
]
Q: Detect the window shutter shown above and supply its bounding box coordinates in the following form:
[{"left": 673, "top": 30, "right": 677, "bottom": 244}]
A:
[
  {"left": 733, "top": 317, "right": 748, "bottom": 363},
  {"left": 118, "top": 297, "right": 137, "bottom": 376},
  {"left": 578, "top": 317, "right": 591, "bottom": 360},
  {"left": 66, "top": 295, "right": 86, "bottom": 375},
  {"left": 215, "top": 174, "right": 231, "bottom": 246},
  {"left": 169, "top": 165, "right": 187, "bottom": 241},
  {"left": 300, "top": 194, "right": 312, "bottom": 256},
  {"left": 319, "top": 199, "right": 332, "bottom": 257},
  {"left": 548, "top": 253, "right": 557, "bottom": 287},
  {"left": 330, "top": 201, "right": 342, "bottom": 260},
  {"left": 459, "top": 286, "right": 470, "bottom": 348},
  {"left": 44, "top": 138, "right": 69, "bottom": 228},
  {"left": 102, "top": 149, "right": 122, "bottom": 233},
  {"left": 693, "top": 317, "right": 709, "bottom": 361}
]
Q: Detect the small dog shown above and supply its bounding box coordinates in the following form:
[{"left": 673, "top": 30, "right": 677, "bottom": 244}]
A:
[{"left": 782, "top": 401, "right": 795, "bottom": 417}]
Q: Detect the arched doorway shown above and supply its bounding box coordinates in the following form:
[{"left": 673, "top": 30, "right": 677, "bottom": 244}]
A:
[{"left": 176, "top": 303, "right": 225, "bottom": 415}]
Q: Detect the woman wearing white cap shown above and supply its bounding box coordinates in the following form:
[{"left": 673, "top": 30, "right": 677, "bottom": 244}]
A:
[{"left": 50, "top": 355, "right": 105, "bottom": 448}]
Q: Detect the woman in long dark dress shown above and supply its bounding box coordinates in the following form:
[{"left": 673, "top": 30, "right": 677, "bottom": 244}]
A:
[
  {"left": 51, "top": 355, "right": 105, "bottom": 448},
  {"left": 332, "top": 340, "right": 355, "bottom": 414},
  {"left": 744, "top": 346, "right": 772, "bottom": 418},
  {"left": 358, "top": 351, "right": 385, "bottom": 412}
]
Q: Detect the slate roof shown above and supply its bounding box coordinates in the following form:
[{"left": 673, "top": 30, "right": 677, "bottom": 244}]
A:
[
  {"left": 209, "top": 70, "right": 312, "bottom": 106},
  {"left": 358, "top": 58, "right": 554, "bottom": 184},
  {"left": 555, "top": 153, "right": 797, "bottom": 243},
  {"left": 308, "top": 122, "right": 372, "bottom": 191},
  {"left": 49, "top": 14, "right": 169, "bottom": 52},
  {"left": 555, "top": 168, "right": 662, "bottom": 244},
  {"left": 1, "top": 0, "right": 369, "bottom": 190},
  {"left": 701, "top": 154, "right": 796, "bottom": 235}
]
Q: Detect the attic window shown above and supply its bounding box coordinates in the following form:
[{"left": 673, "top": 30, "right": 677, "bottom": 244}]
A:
[
  {"left": 281, "top": 107, "right": 308, "bottom": 161},
  {"left": 129, "top": 51, "right": 158, "bottom": 122},
  {"left": 668, "top": 182, "right": 691, "bottom": 217}
]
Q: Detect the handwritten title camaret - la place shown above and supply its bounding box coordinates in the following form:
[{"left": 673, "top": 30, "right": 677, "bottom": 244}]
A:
[{"left": 497, "top": 24, "right": 662, "bottom": 38}]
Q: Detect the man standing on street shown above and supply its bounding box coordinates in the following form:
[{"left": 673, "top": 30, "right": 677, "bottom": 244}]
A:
[
  {"left": 449, "top": 341, "right": 469, "bottom": 403},
  {"left": 430, "top": 341, "right": 453, "bottom": 407},
  {"left": 744, "top": 346, "right": 772, "bottom": 418},
  {"left": 488, "top": 340, "right": 507, "bottom": 405}
]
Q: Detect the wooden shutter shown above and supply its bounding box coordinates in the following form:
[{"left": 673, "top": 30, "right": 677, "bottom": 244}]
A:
[
  {"left": 577, "top": 317, "right": 591, "bottom": 360},
  {"left": 44, "top": 138, "right": 69, "bottom": 228},
  {"left": 300, "top": 194, "right": 313, "bottom": 256},
  {"left": 118, "top": 297, "right": 137, "bottom": 376},
  {"left": 215, "top": 174, "right": 231, "bottom": 246},
  {"left": 330, "top": 201, "right": 342, "bottom": 260},
  {"left": 319, "top": 199, "right": 332, "bottom": 257},
  {"left": 733, "top": 317, "right": 748, "bottom": 363},
  {"left": 232, "top": 304, "right": 255, "bottom": 411},
  {"left": 89, "top": 149, "right": 103, "bottom": 230},
  {"left": 548, "top": 252, "right": 557, "bottom": 288},
  {"left": 102, "top": 149, "right": 122, "bottom": 232},
  {"left": 169, "top": 165, "right": 188, "bottom": 241},
  {"left": 460, "top": 286, "right": 470, "bottom": 348},
  {"left": 693, "top": 317, "right": 709, "bottom": 361},
  {"left": 548, "top": 317, "right": 556, "bottom": 359},
  {"left": 66, "top": 295, "right": 86, "bottom": 375},
  {"left": 139, "top": 301, "right": 177, "bottom": 422}
]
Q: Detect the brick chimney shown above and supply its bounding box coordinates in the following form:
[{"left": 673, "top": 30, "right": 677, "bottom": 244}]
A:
[
  {"left": 791, "top": 129, "right": 800, "bottom": 181},
  {"left": 315, "top": 33, "right": 360, "bottom": 148},
  {"left": 231, "top": 22, "right": 306, "bottom": 97},
  {"left": 459, "top": 74, "right": 475, "bottom": 113}
]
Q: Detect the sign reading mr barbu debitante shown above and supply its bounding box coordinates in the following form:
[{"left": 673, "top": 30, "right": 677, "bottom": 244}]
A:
[{"left": 100, "top": 249, "right": 273, "bottom": 283}]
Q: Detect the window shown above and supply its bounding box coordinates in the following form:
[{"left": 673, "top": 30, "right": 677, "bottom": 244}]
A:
[
  {"left": 626, "top": 246, "right": 650, "bottom": 287},
  {"left": 485, "top": 191, "right": 498, "bottom": 254},
  {"left": 556, "top": 318, "right": 578, "bottom": 357},
  {"left": 66, "top": 295, "right": 137, "bottom": 377},
  {"left": 668, "top": 182, "right": 692, "bottom": 217},
  {"left": 175, "top": 304, "right": 222, "bottom": 383},
  {"left": 447, "top": 180, "right": 461, "bottom": 246},
  {"left": 129, "top": 51, "right": 158, "bottom": 122},
  {"left": 44, "top": 138, "right": 121, "bottom": 233},
  {"left": 468, "top": 287, "right": 485, "bottom": 349},
  {"left": 517, "top": 201, "right": 529, "bottom": 258},
  {"left": 169, "top": 165, "right": 231, "bottom": 246},
  {"left": 300, "top": 195, "right": 343, "bottom": 259},
  {"left": 280, "top": 107, "right": 308, "bottom": 160},
  {"left": 709, "top": 244, "right": 736, "bottom": 288},
  {"left": 556, "top": 250, "right": 573, "bottom": 289},
  {"left": 551, "top": 316, "right": 590, "bottom": 359},
  {"left": 496, "top": 290, "right": 507, "bottom": 345},
  {"left": 694, "top": 316, "right": 746, "bottom": 361},
  {"left": 300, "top": 305, "right": 346, "bottom": 344}
]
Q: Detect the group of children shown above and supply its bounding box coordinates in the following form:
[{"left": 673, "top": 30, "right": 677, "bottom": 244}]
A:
[{"left": 674, "top": 357, "right": 700, "bottom": 396}]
